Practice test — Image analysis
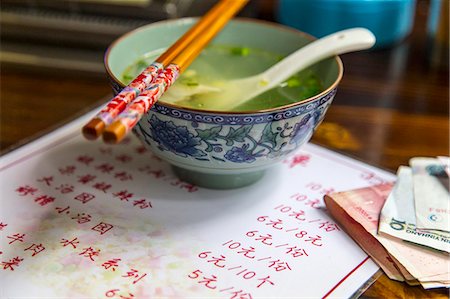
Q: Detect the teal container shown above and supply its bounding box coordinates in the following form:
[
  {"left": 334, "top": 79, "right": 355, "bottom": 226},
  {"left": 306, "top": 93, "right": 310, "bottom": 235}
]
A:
[{"left": 277, "top": 0, "right": 416, "bottom": 48}]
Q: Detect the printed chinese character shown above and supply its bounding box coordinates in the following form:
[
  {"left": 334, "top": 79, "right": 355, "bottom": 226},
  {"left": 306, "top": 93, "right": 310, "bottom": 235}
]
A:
[
  {"left": 122, "top": 269, "right": 147, "bottom": 284},
  {"left": 289, "top": 210, "right": 306, "bottom": 221},
  {"left": 285, "top": 246, "right": 309, "bottom": 258},
  {"left": 24, "top": 243, "right": 45, "bottom": 256},
  {"left": 132, "top": 199, "right": 152, "bottom": 209},
  {"left": 7, "top": 233, "right": 25, "bottom": 244},
  {"left": 237, "top": 246, "right": 256, "bottom": 259},
  {"left": 101, "top": 258, "right": 121, "bottom": 271},
  {"left": 314, "top": 220, "right": 341, "bottom": 233},
  {"left": 267, "top": 259, "right": 292, "bottom": 272},
  {"left": 255, "top": 233, "right": 273, "bottom": 246},
  {"left": 60, "top": 237, "right": 79, "bottom": 249},
  {"left": 37, "top": 176, "right": 54, "bottom": 186},
  {"left": 95, "top": 163, "right": 114, "bottom": 173},
  {"left": 91, "top": 222, "right": 113, "bottom": 235},
  {"left": 55, "top": 184, "right": 75, "bottom": 194},
  {"left": 16, "top": 185, "right": 38, "bottom": 196},
  {"left": 113, "top": 190, "right": 133, "bottom": 201},
  {"left": 59, "top": 165, "right": 76, "bottom": 175},
  {"left": 266, "top": 218, "right": 283, "bottom": 230},
  {"left": 77, "top": 174, "right": 96, "bottom": 184},
  {"left": 180, "top": 182, "right": 198, "bottom": 193},
  {"left": 207, "top": 255, "right": 226, "bottom": 268},
  {"left": 305, "top": 235, "right": 323, "bottom": 246},
  {"left": 74, "top": 192, "right": 95, "bottom": 204},
  {"left": 92, "top": 182, "right": 112, "bottom": 193},
  {"left": 76, "top": 155, "right": 94, "bottom": 165},
  {"left": 114, "top": 171, "right": 133, "bottom": 181},
  {"left": 256, "top": 275, "right": 274, "bottom": 288},
  {"left": 305, "top": 199, "right": 321, "bottom": 209},
  {"left": 171, "top": 180, "right": 198, "bottom": 192},
  {"left": 286, "top": 154, "right": 310, "bottom": 168},
  {"left": 79, "top": 246, "right": 100, "bottom": 261},
  {"left": 34, "top": 195, "right": 55, "bottom": 206},
  {"left": 71, "top": 213, "right": 92, "bottom": 224},
  {"left": 1, "top": 256, "right": 24, "bottom": 271},
  {"left": 198, "top": 274, "right": 217, "bottom": 289}
]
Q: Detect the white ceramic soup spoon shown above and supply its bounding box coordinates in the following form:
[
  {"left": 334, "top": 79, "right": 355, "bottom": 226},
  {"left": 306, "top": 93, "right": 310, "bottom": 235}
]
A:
[{"left": 163, "top": 27, "right": 375, "bottom": 111}]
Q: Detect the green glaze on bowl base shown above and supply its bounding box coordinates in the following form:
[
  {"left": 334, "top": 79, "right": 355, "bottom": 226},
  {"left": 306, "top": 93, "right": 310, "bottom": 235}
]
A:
[{"left": 172, "top": 166, "right": 265, "bottom": 189}]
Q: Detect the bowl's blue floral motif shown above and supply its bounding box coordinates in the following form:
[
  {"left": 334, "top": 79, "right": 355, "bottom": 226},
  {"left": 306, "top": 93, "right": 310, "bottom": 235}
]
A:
[
  {"left": 148, "top": 116, "right": 205, "bottom": 158},
  {"left": 134, "top": 90, "right": 334, "bottom": 165},
  {"left": 224, "top": 144, "right": 259, "bottom": 163}
]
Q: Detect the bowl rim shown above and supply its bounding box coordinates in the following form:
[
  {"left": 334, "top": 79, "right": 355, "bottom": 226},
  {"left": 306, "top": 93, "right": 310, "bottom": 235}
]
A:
[{"left": 104, "top": 17, "right": 344, "bottom": 115}]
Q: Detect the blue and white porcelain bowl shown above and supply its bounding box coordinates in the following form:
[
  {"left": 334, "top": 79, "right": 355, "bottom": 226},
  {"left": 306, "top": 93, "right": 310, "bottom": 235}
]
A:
[{"left": 105, "top": 18, "right": 343, "bottom": 189}]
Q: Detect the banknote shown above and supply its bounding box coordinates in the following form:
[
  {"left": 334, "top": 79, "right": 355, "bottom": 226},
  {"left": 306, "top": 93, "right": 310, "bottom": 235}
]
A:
[
  {"left": 410, "top": 157, "right": 450, "bottom": 232},
  {"left": 325, "top": 183, "right": 450, "bottom": 289},
  {"left": 379, "top": 166, "right": 450, "bottom": 253},
  {"left": 325, "top": 183, "right": 420, "bottom": 285},
  {"left": 323, "top": 187, "right": 405, "bottom": 282}
]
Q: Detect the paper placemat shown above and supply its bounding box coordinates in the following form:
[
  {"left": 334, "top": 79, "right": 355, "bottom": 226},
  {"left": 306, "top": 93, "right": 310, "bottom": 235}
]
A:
[{"left": 0, "top": 110, "right": 395, "bottom": 298}]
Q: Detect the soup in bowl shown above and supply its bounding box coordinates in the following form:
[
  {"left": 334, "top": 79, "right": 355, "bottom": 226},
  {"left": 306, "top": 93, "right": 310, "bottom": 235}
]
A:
[{"left": 105, "top": 18, "right": 343, "bottom": 189}]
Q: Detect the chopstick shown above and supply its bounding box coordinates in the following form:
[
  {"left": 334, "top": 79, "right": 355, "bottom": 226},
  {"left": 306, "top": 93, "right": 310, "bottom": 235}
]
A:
[
  {"left": 82, "top": 0, "right": 236, "bottom": 140},
  {"left": 102, "top": 0, "right": 249, "bottom": 144}
]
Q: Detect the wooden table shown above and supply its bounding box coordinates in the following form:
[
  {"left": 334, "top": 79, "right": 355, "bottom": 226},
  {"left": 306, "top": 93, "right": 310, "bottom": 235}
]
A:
[{"left": 0, "top": 1, "right": 448, "bottom": 298}]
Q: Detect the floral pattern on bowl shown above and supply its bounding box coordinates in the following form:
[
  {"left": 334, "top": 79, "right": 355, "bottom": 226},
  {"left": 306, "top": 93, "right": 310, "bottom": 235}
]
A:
[{"left": 133, "top": 88, "right": 335, "bottom": 173}]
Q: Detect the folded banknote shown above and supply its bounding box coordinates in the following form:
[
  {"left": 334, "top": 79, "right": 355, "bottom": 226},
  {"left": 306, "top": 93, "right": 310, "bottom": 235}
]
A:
[
  {"left": 379, "top": 166, "right": 450, "bottom": 253},
  {"left": 324, "top": 184, "right": 450, "bottom": 289}
]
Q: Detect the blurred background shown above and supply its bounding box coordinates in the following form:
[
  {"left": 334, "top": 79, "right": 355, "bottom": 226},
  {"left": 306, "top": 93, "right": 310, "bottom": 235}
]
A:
[
  {"left": 0, "top": 0, "right": 264, "bottom": 77},
  {"left": 1, "top": 0, "right": 447, "bottom": 76}
]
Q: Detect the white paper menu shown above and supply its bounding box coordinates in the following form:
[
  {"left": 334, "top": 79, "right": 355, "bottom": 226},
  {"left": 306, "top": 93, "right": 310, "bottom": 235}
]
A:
[{"left": 0, "top": 110, "right": 396, "bottom": 299}]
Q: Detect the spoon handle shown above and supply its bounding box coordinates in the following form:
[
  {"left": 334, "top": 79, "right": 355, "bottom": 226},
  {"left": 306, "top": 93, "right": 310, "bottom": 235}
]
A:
[{"left": 262, "top": 28, "right": 376, "bottom": 87}]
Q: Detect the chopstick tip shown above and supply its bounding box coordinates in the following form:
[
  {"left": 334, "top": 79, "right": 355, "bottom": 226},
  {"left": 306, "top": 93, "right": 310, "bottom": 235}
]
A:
[
  {"left": 102, "top": 121, "right": 127, "bottom": 144},
  {"left": 82, "top": 119, "right": 105, "bottom": 140}
]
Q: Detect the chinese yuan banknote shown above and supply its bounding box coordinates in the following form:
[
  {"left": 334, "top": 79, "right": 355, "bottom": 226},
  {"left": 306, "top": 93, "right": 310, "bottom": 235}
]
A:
[
  {"left": 324, "top": 184, "right": 450, "bottom": 289},
  {"left": 323, "top": 185, "right": 406, "bottom": 282},
  {"left": 410, "top": 157, "right": 450, "bottom": 233},
  {"left": 379, "top": 166, "right": 450, "bottom": 253}
]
